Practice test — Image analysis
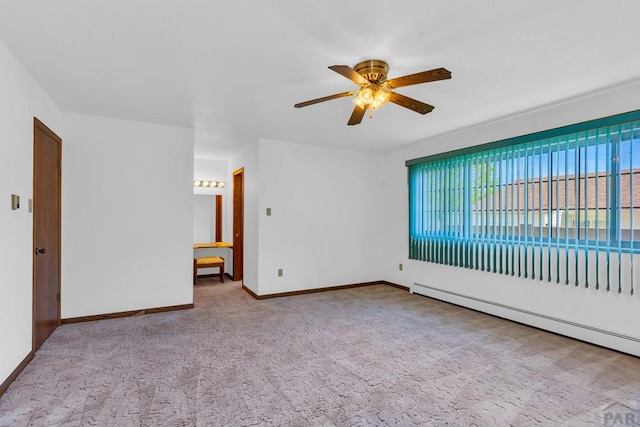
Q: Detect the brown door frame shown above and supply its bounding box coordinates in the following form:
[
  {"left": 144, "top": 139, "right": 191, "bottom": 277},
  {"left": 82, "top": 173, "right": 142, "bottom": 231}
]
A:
[
  {"left": 232, "top": 168, "right": 244, "bottom": 281},
  {"left": 32, "top": 117, "right": 62, "bottom": 351},
  {"left": 215, "top": 194, "right": 223, "bottom": 242}
]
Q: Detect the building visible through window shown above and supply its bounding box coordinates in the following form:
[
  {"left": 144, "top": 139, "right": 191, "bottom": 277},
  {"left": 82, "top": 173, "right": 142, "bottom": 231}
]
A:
[{"left": 407, "top": 111, "right": 640, "bottom": 293}]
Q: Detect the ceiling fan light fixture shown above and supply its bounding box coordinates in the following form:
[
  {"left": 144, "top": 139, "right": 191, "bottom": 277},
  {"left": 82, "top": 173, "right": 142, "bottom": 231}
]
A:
[
  {"left": 370, "top": 89, "right": 391, "bottom": 110},
  {"left": 353, "top": 97, "right": 367, "bottom": 108},
  {"left": 356, "top": 87, "right": 373, "bottom": 103},
  {"left": 353, "top": 86, "right": 390, "bottom": 111}
]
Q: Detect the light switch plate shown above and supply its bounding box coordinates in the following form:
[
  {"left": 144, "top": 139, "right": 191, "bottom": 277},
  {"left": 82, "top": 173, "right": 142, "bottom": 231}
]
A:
[
  {"left": 11, "top": 194, "right": 19, "bottom": 210},
  {"left": 266, "top": 208, "right": 272, "bottom": 216},
  {"left": 28, "top": 199, "right": 33, "bottom": 213}
]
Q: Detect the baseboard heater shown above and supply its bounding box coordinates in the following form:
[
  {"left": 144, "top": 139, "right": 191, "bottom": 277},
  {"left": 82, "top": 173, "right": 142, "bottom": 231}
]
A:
[{"left": 411, "top": 282, "right": 640, "bottom": 353}]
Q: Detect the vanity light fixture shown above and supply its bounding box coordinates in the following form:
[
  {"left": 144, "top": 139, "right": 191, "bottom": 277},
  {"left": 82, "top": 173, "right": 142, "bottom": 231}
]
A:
[{"left": 194, "top": 180, "right": 225, "bottom": 188}]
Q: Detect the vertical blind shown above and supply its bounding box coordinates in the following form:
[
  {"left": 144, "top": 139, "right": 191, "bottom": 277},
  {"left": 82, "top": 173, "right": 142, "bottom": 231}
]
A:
[{"left": 407, "top": 110, "right": 640, "bottom": 294}]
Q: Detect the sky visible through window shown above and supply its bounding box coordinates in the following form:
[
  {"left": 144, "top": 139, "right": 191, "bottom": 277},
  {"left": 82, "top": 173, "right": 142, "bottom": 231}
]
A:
[{"left": 493, "top": 125, "right": 640, "bottom": 181}]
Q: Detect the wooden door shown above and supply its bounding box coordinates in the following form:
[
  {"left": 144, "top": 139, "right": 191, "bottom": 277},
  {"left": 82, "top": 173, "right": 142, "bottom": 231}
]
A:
[
  {"left": 33, "top": 118, "right": 61, "bottom": 351},
  {"left": 232, "top": 168, "right": 244, "bottom": 281}
]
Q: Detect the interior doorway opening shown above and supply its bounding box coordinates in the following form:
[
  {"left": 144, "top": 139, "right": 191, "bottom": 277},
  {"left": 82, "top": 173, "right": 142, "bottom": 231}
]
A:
[{"left": 232, "top": 168, "right": 244, "bottom": 282}]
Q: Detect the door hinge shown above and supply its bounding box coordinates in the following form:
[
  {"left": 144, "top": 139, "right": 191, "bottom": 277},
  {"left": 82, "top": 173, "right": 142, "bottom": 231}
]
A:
[
  {"left": 56, "top": 293, "right": 61, "bottom": 302},
  {"left": 57, "top": 159, "right": 61, "bottom": 168}
]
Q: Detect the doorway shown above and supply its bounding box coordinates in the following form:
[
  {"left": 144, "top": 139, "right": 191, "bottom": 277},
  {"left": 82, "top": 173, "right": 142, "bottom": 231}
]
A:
[
  {"left": 33, "top": 118, "right": 61, "bottom": 351},
  {"left": 232, "top": 168, "right": 244, "bottom": 281}
]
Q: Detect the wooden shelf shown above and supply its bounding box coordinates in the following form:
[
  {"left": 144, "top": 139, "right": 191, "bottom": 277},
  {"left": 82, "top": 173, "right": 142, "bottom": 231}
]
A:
[{"left": 193, "top": 242, "right": 233, "bottom": 249}]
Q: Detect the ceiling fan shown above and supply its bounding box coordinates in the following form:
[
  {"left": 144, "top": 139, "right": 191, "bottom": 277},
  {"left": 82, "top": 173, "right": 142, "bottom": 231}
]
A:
[{"left": 294, "top": 59, "right": 451, "bottom": 126}]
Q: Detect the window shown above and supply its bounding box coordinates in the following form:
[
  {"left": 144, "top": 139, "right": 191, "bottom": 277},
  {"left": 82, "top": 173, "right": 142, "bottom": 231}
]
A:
[{"left": 407, "top": 110, "right": 640, "bottom": 294}]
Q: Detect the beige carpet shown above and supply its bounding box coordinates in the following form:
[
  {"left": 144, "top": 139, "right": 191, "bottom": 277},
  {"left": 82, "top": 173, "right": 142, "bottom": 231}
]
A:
[{"left": 1, "top": 279, "right": 640, "bottom": 426}]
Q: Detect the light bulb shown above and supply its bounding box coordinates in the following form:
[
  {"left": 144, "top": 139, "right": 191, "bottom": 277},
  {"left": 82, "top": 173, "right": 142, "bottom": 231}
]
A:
[
  {"left": 202, "top": 181, "right": 210, "bottom": 187},
  {"left": 217, "top": 182, "right": 225, "bottom": 188},
  {"left": 357, "top": 87, "right": 373, "bottom": 104},
  {"left": 353, "top": 97, "right": 367, "bottom": 108},
  {"left": 194, "top": 180, "right": 202, "bottom": 187},
  {"left": 370, "top": 89, "right": 390, "bottom": 110}
]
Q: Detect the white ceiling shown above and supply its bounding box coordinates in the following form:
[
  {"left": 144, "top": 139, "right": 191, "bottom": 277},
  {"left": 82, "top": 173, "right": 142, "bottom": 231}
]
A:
[{"left": 1, "top": 1, "right": 640, "bottom": 157}]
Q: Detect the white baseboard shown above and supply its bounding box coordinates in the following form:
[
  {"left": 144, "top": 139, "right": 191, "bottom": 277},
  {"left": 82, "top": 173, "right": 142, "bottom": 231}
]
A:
[{"left": 411, "top": 282, "right": 640, "bottom": 357}]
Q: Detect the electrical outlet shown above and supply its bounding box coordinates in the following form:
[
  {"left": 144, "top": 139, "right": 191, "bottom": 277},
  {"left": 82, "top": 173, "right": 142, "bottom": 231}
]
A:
[
  {"left": 278, "top": 268, "right": 283, "bottom": 277},
  {"left": 399, "top": 263, "right": 403, "bottom": 271},
  {"left": 11, "top": 194, "right": 19, "bottom": 210}
]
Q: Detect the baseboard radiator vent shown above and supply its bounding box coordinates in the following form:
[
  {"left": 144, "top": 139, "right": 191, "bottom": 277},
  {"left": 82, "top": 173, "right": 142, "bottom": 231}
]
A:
[{"left": 411, "top": 282, "right": 640, "bottom": 356}]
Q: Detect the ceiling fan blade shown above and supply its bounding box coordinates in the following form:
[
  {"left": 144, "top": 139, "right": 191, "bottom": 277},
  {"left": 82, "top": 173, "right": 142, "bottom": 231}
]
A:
[
  {"left": 384, "top": 67, "right": 451, "bottom": 89},
  {"left": 347, "top": 105, "right": 367, "bottom": 126},
  {"left": 294, "top": 91, "right": 354, "bottom": 108},
  {"left": 388, "top": 92, "right": 435, "bottom": 115},
  {"left": 329, "top": 65, "right": 369, "bottom": 86}
]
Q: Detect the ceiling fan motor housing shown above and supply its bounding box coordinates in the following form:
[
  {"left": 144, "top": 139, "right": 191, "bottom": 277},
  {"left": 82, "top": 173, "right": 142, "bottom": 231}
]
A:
[{"left": 354, "top": 60, "right": 389, "bottom": 84}]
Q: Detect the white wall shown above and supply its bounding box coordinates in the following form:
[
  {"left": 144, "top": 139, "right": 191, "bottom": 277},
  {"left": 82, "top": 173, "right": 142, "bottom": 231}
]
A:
[
  {"left": 0, "top": 38, "right": 62, "bottom": 384},
  {"left": 381, "top": 79, "right": 640, "bottom": 356},
  {"left": 256, "top": 139, "right": 384, "bottom": 295},
  {"left": 62, "top": 112, "right": 194, "bottom": 318}
]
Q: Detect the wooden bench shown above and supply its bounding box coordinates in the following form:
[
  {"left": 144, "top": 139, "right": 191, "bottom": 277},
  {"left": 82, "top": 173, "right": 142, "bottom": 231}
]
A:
[{"left": 193, "top": 256, "right": 225, "bottom": 284}]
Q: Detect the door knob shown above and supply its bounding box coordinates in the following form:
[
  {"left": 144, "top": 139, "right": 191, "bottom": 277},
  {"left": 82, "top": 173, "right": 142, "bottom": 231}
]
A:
[{"left": 35, "top": 248, "right": 46, "bottom": 255}]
